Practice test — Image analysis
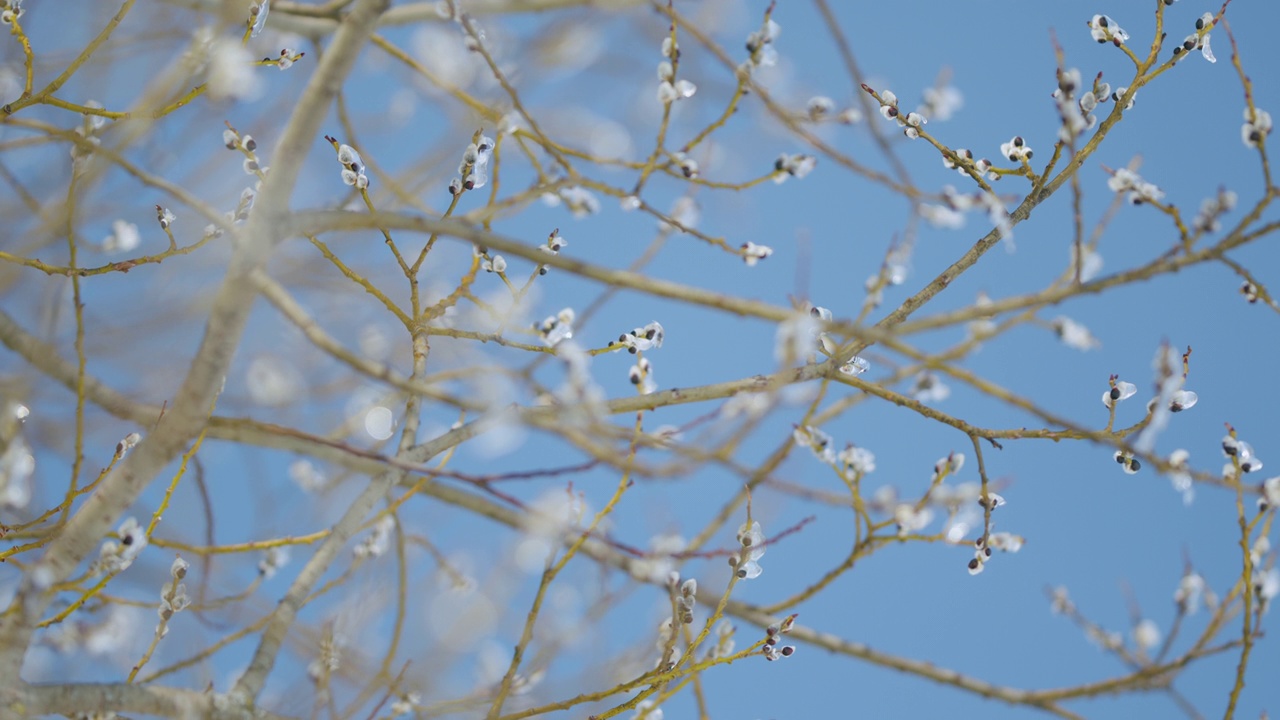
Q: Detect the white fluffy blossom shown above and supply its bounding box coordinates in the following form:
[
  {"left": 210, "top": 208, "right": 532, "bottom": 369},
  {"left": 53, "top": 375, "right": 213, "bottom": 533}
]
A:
[
  {"left": 1173, "top": 13, "right": 1216, "bottom": 63},
  {"left": 92, "top": 517, "right": 148, "bottom": 575},
  {"left": 1053, "top": 316, "right": 1100, "bottom": 351},
  {"left": 1089, "top": 14, "right": 1129, "bottom": 45},
  {"left": 1243, "top": 107, "right": 1272, "bottom": 149},
  {"left": 248, "top": 0, "right": 269, "bottom": 37},
  {"left": 1000, "top": 135, "right": 1032, "bottom": 163},
  {"left": 793, "top": 424, "right": 835, "bottom": 464},
  {"left": 102, "top": 219, "right": 141, "bottom": 254},
  {"left": 206, "top": 37, "right": 262, "bottom": 102},
  {"left": 534, "top": 308, "right": 576, "bottom": 347},
  {"left": 353, "top": 516, "right": 396, "bottom": 559},
  {"left": 773, "top": 153, "right": 817, "bottom": 182},
  {"left": 731, "top": 520, "right": 766, "bottom": 580},
  {"left": 740, "top": 241, "right": 773, "bottom": 266},
  {"left": 1107, "top": 167, "right": 1164, "bottom": 205},
  {"left": 614, "top": 321, "right": 664, "bottom": 353}
]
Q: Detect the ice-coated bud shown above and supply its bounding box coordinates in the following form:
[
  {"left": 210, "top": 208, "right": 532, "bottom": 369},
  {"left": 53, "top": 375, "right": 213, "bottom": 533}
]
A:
[
  {"left": 680, "top": 577, "right": 697, "bottom": 598},
  {"left": 116, "top": 431, "right": 143, "bottom": 456}
]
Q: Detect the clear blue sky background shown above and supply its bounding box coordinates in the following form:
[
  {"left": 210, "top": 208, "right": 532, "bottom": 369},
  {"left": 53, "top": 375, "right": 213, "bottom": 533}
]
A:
[{"left": 3, "top": 0, "right": 1280, "bottom": 718}]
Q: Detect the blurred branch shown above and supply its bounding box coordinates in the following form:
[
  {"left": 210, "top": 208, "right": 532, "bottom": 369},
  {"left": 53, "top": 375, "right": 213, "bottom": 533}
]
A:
[
  {"left": 0, "top": 0, "right": 393, "bottom": 708},
  {"left": 23, "top": 682, "right": 291, "bottom": 719},
  {"left": 167, "top": 0, "right": 644, "bottom": 36}
]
